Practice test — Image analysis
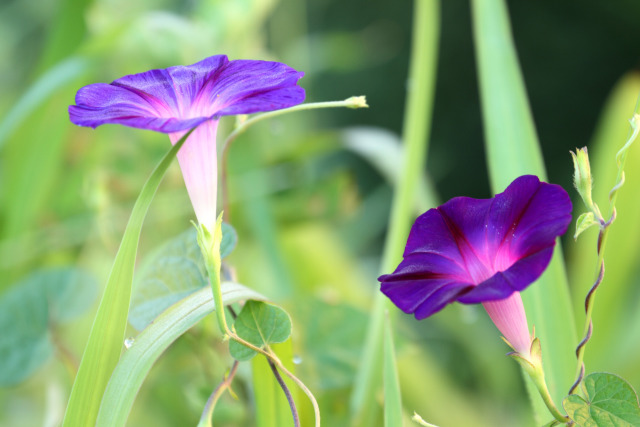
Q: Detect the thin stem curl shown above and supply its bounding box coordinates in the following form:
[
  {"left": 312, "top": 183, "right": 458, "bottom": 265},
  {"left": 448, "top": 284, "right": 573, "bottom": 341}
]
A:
[{"left": 570, "top": 114, "right": 640, "bottom": 394}]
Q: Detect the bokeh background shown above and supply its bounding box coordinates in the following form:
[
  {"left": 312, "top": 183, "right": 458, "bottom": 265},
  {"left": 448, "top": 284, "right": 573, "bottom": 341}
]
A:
[{"left": 1, "top": 0, "right": 639, "bottom": 426}]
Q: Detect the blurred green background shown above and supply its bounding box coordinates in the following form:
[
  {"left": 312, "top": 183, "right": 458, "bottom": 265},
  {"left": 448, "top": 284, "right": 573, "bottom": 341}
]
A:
[{"left": 1, "top": 0, "right": 639, "bottom": 425}]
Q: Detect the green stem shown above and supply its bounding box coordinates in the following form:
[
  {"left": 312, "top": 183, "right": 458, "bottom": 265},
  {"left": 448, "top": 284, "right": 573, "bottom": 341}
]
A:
[
  {"left": 349, "top": 0, "right": 439, "bottom": 424},
  {"left": 220, "top": 97, "right": 368, "bottom": 222},
  {"left": 609, "top": 114, "right": 640, "bottom": 210},
  {"left": 197, "top": 361, "right": 240, "bottom": 427},
  {"left": 511, "top": 340, "right": 568, "bottom": 423},
  {"left": 267, "top": 359, "right": 300, "bottom": 427},
  {"left": 225, "top": 333, "right": 320, "bottom": 427},
  {"left": 197, "top": 218, "right": 320, "bottom": 427},
  {"left": 570, "top": 114, "right": 640, "bottom": 394},
  {"left": 221, "top": 97, "right": 367, "bottom": 152},
  {"left": 532, "top": 373, "right": 569, "bottom": 423}
]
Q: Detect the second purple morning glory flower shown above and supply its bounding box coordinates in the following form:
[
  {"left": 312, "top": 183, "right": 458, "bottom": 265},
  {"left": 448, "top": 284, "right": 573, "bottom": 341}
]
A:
[
  {"left": 379, "top": 175, "right": 572, "bottom": 356},
  {"left": 69, "top": 55, "right": 305, "bottom": 231}
]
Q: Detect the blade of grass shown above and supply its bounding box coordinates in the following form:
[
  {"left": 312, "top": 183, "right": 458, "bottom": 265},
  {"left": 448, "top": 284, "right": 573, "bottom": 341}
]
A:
[
  {"left": 471, "top": 0, "right": 576, "bottom": 415},
  {"left": 96, "top": 283, "right": 267, "bottom": 427},
  {"left": 383, "top": 311, "right": 402, "bottom": 427},
  {"left": 61, "top": 128, "right": 194, "bottom": 427},
  {"left": 349, "top": 0, "right": 440, "bottom": 425}
]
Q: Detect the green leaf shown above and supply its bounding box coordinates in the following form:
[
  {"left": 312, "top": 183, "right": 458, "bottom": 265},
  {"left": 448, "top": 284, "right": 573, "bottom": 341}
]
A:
[
  {"left": 383, "top": 312, "right": 403, "bottom": 427},
  {"left": 563, "top": 373, "right": 640, "bottom": 426},
  {"left": 0, "top": 267, "right": 97, "bottom": 386},
  {"left": 62, "top": 129, "right": 192, "bottom": 427},
  {"left": 229, "top": 300, "right": 292, "bottom": 361},
  {"left": 471, "top": 0, "right": 576, "bottom": 413},
  {"left": 574, "top": 212, "right": 599, "bottom": 240},
  {"left": 129, "top": 223, "right": 237, "bottom": 330},
  {"left": 97, "top": 282, "right": 266, "bottom": 427}
]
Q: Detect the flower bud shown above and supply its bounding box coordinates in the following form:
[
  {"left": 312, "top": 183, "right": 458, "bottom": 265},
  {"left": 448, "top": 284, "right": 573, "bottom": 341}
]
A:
[{"left": 571, "top": 147, "right": 594, "bottom": 210}]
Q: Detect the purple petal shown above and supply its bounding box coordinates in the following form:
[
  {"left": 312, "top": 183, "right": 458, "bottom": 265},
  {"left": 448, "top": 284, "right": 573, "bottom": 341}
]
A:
[
  {"left": 457, "top": 247, "right": 554, "bottom": 303},
  {"left": 379, "top": 252, "right": 472, "bottom": 318},
  {"left": 379, "top": 175, "right": 572, "bottom": 319},
  {"left": 404, "top": 208, "right": 473, "bottom": 270},
  {"left": 485, "top": 175, "right": 572, "bottom": 269},
  {"left": 69, "top": 55, "right": 305, "bottom": 133},
  {"left": 380, "top": 275, "right": 472, "bottom": 319},
  {"left": 197, "top": 59, "right": 305, "bottom": 116},
  {"left": 69, "top": 83, "right": 208, "bottom": 132}
]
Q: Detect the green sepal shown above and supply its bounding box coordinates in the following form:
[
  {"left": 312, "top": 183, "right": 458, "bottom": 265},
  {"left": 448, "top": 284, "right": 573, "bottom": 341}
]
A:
[
  {"left": 196, "top": 213, "right": 228, "bottom": 334},
  {"left": 508, "top": 337, "right": 542, "bottom": 374},
  {"left": 510, "top": 338, "right": 569, "bottom": 424},
  {"left": 130, "top": 223, "right": 237, "bottom": 331},
  {"left": 574, "top": 212, "right": 600, "bottom": 240},
  {"left": 571, "top": 147, "right": 595, "bottom": 210}
]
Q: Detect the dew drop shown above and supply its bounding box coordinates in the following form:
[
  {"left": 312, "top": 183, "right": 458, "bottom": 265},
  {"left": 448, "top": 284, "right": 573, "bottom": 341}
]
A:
[
  {"left": 292, "top": 355, "right": 303, "bottom": 365},
  {"left": 124, "top": 337, "right": 135, "bottom": 349}
]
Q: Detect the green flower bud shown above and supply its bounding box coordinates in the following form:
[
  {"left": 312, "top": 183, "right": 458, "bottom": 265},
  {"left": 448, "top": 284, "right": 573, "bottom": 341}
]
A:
[{"left": 571, "top": 147, "right": 594, "bottom": 210}]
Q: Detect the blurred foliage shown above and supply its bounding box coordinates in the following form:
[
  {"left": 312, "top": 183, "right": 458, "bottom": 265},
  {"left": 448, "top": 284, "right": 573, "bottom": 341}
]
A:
[{"left": 0, "top": 0, "right": 639, "bottom": 425}]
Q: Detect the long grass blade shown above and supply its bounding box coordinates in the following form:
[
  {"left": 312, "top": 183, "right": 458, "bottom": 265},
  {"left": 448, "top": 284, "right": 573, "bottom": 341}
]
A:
[
  {"left": 349, "top": 0, "right": 440, "bottom": 425},
  {"left": 471, "top": 0, "right": 576, "bottom": 414},
  {"left": 61, "top": 129, "right": 193, "bottom": 427},
  {"left": 96, "top": 283, "right": 266, "bottom": 426}
]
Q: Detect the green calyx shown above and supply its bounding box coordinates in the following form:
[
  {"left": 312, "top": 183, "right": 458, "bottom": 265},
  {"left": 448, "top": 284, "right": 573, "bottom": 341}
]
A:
[
  {"left": 196, "top": 213, "right": 227, "bottom": 335},
  {"left": 509, "top": 338, "right": 569, "bottom": 424},
  {"left": 571, "top": 147, "right": 596, "bottom": 213}
]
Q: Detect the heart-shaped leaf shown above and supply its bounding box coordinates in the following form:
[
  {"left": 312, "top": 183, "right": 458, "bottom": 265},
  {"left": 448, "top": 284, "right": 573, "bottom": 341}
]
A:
[
  {"left": 129, "top": 223, "right": 237, "bottom": 330},
  {"left": 229, "top": 300, "right": 292, "bottom": 361},
  {"left": 563, "top": 372, "right": 640, "bottom": 426},
  {"left": 0, "top": 267, "right": 97, "bottom": 386}
]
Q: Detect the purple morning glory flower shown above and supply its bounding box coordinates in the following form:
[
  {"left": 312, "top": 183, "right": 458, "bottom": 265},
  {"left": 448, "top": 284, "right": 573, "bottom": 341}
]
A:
[
  {"left": 69, "top": 55, "right": 305, "bottom": 231},
  {"left": 379, "top": 175, "right": 572, "bottom": 356}
]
